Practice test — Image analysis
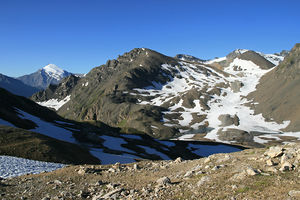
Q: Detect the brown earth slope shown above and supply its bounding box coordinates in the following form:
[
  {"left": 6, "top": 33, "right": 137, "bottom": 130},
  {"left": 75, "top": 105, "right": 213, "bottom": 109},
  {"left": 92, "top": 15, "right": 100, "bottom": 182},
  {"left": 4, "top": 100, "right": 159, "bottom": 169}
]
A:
[{"left": 248, "top": 43, "right": 300, "bottom": 131}]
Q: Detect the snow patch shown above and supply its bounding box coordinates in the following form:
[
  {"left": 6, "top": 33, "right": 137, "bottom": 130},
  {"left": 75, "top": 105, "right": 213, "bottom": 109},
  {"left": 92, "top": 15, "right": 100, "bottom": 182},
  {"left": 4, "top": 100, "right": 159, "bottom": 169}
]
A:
[
  {"left": 0, "top": 156, "right": 65, "bottom": 178},
  {"left": 0, "top": 118, "right": 16, "bottom": 127},
  {"left": 37, "top": 95, "right": 71, "bottom": 110},
  {"left": 257, "top": 52, "right": 284, "bottom": 66},
  {"left": 17, "top": 109, "right": 77, "bottom": 144},
  {"left": 205, "top": 57, "right": 226, "bottom": 64},
  {"left": 137, "top": 145, "right": 170, "bottom": 160}
]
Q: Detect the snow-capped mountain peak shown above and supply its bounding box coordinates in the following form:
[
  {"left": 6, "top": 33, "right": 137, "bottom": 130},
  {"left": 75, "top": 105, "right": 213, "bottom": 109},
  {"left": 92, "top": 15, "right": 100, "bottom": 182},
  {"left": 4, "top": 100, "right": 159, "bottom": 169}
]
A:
[
  {"left": 42, "top": 64, "right": 66, "bottom": 80},
  {"left": 17, "top": 64, "right": 72, "bottom": 89}
]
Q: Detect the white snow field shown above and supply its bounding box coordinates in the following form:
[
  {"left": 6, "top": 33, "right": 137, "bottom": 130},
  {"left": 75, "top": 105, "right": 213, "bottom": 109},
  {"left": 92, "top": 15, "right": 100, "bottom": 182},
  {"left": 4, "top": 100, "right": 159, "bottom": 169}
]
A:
[
  {"left": 0, "top": 156, "right": 65, "bottom": 178},
  {"left": 17, "top": 109, "right": 77, "bottom": 144},
  {"left": 37, "top": 95, "right": 71, "bottom": 111}
]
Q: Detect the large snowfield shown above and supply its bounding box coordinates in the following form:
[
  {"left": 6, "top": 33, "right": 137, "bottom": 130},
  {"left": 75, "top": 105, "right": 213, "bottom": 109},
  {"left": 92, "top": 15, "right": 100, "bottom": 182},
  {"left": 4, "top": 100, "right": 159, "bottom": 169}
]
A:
[{"left": 0, "top": 156, "right": 65, "bottom": 178}]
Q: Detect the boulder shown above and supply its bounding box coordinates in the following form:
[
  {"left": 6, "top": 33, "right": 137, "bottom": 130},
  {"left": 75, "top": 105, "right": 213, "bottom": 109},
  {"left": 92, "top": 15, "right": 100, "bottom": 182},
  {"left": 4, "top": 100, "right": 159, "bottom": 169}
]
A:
[
  {"left": 197, "top": 176, "right": 211, "bottom": 186},
  {"left": 265, "top": 146, "right": 283, "bottom": 158},
  {"left": 279, "top": 161, "right": 293, "bottom": 171},
  {"left": 289, "top": 190, "right": 300, "bottom": 198},
  {"left": 218, "top": 114, "right": 240, "bottom": 126},
  {"left": 230, "top": 80, "right": 244, "bottom": 93},
  {"left": 156, "top": 177, "right": 171, "bottom": 186},
  {"left": 217, "top": 128, "right": 253, "bottom": 143}
]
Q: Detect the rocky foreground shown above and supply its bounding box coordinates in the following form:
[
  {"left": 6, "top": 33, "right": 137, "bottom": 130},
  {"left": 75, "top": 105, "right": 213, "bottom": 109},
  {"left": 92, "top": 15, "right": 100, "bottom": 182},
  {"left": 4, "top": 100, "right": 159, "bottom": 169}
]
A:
[{"left": 1, "top": 143, "right": 300, "bottom": 199}]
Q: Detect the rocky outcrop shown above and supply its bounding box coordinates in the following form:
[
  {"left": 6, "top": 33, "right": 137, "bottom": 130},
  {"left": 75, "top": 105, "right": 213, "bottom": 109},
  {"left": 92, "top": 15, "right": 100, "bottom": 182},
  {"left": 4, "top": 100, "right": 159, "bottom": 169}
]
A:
[
  {"left": 175, "top": 54, "right": 204, "bottom": 63},
  {"left": 31, "top": 74, "right": 80, "bottom": 102},
  {"left": 230, "top": 80, "right": 244, "bottom": 93},
  {"left": 217, "top": 128, "right": 253, "bottom": 143},
  {"left": 218, "top": 114, "right": 240, "bottom": 126}
]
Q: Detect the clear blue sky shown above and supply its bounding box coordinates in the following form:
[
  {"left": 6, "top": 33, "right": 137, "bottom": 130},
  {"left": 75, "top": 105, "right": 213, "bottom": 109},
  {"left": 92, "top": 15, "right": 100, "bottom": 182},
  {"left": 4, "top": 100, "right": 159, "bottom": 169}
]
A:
[{"left": 0, "top": 0, "right": 299, "bottom": 77}]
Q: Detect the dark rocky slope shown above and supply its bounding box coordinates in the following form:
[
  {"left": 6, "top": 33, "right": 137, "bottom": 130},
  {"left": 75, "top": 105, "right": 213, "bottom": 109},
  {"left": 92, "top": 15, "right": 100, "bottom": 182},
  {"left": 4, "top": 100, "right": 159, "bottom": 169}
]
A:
[
  {"left": 58, "top": 48, "right": 181, "bottom": 139},
  {"left": 0, "top": 73, "right": 39, "bottom": 97},
  {"left": 249, "top": 43, "right": 300, "bottom": 131},
  {"left": 0, "top": 125, "right": 100, "bottom": 164},
  {"left": 31, "top": 74, "right": 80, "bottom": 102}
]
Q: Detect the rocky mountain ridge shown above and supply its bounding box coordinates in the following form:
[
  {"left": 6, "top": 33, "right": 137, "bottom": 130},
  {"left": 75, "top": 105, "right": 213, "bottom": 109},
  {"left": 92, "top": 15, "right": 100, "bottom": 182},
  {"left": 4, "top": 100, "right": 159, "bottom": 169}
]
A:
[{"left": 31, "top": 45, "right": 300, "bottom": 147}]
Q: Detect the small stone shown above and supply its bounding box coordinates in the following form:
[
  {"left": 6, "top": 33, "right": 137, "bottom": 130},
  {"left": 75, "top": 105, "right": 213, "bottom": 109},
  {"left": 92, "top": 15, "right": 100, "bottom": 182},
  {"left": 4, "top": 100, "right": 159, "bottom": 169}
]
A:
[
  {"left": 197, "top": 176, "right": 211, "bottom": 186},
  {"left": 195, "top": 171, "right": 204, "bottom": 175},
  {"left": 265, "top": 146, "right": 283, "bottom": 158},
  {"left": 156, "top": 177, "right": 171, "bottom": 186},
  {"left": 289, "top": 190, "right": 300, "bottom": 197},
  {"left": 281, "top": 153, "right": 293, "bottom": 164},
  {"left": 174, "top": 157, "right": 183, "bottom": 163},
  {"left": 245, "top": 167, "right": 259, "bottom": 176},
  {"left": 94, "top": 180, "right": 104, "bottom": 186},
  {"left": 280, "top": 161, "right": 293, "bottom": 171},
  {"left": 184, "top": 170, "right": 194, "bottom": 177},
  {"left": 78, "top": 168, "right": 86, "bottom": 175},
  {"left": 266, "top": 159, "right": 274, "bottom": 166},
  {"left": 212, "top": 165, "right": 221, "bottom": 171},
  {"left": 108, "top": 168, "right": 116, "bottom": 173},
  {"left": 101, "top": 188, "right": 123, "bottom": 199},
  {"left": 265, "top": 167, "right": 278, "bottom": 173},
  {"left": 204, "top": 157, "right": 211, "bottom": 164},
  {"left": 230, "top": 172, "right": 246, "bottom": 181},
  {"left": 54, "top": 180, "right": 62, "bottom": 185},
  {"left": 133, "top": 164, "right": 139, "bottom": 170}
]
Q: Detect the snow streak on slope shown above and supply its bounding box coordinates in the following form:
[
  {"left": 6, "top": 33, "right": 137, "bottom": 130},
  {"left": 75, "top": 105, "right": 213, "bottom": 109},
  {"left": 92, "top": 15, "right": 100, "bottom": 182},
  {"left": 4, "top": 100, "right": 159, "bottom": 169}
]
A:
[
  {"left": 17, "top": 109, "right": 77, "bottom": 143},
  {"left": 0, "top": 156, "right": 65, "bottom": 178},
  {"left": 37, "top": 95, "right": 71, "bottom": 110},
  {"left": 205, "top": 57, "right": 226, "bottom": 64}
]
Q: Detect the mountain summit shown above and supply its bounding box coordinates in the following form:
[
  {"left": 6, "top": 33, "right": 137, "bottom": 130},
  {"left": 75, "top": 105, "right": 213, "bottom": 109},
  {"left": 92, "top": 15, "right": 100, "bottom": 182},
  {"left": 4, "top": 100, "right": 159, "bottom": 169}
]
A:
[
  {"left": 42, "top": 64, "right": 69, "bottom": 81},
  {"left": 17, "top": 64, "right": 72, "bottom": 89}
]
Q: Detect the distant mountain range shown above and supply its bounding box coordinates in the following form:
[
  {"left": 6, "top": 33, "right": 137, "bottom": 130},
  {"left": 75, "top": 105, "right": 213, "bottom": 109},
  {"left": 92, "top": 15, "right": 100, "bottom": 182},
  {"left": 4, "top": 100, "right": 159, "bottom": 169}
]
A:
[
  {"left": 0, "top": 73, "right": 39, "bottom": 97},
  {"left": 0, "top": 64, "right": 74, "bottom": 97},
  {"left": 30, "top": 45, "right": 300, "bottom": 147}
]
